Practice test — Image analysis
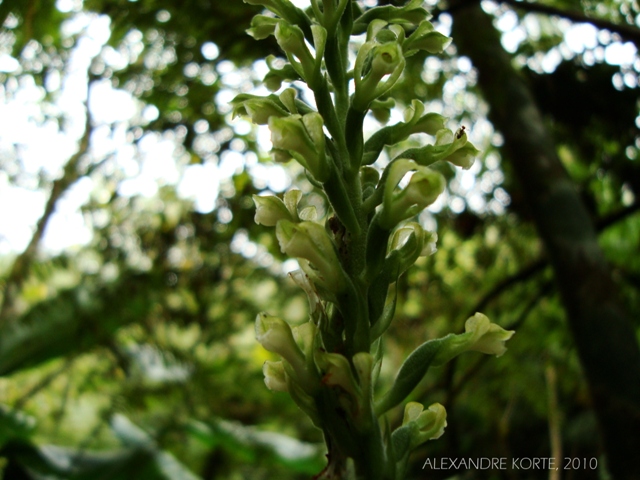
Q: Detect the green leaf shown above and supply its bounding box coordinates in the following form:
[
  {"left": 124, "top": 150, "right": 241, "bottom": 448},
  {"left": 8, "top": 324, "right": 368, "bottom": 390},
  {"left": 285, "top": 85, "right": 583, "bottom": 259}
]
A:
[
  {"left": 187, "top": 419, "right": 325, "bottom": 474},
  {"left": 0, "top": 441, "right": 173, "bottom": 480},
  {"left": 375, "top": 336, "right": 448, "bottom": 416},
  {"left": 0, "top": 274, "right": 156, "bottom": 376},
  {"left": 0, "top": 405, "right": 36, "bottom": 449},
  {"left": 390, "top": 424, "right": 412, "bottom": 479}
]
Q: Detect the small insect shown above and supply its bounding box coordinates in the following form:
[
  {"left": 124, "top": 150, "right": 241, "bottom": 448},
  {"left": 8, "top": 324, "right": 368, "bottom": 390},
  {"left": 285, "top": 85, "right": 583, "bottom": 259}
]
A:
[{"left": 455, "top": 125, "right": 466, "bottom": 140}]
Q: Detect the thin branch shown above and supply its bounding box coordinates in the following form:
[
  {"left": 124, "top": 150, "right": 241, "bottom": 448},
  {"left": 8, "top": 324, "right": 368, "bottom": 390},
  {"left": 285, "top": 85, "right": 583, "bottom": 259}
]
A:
[
  {"left": 500, "top": 0, "right": 640, "bottom": 48},
  {"left": 466, "top": 201, "right": 640, "bottom": 319},
  {"left": 468, "top": 257, "right": 547, "bottom": 318},
  {"left": 12, "top": 357, "right": 74, "bottom": 411},
  {"left": 596, "top": 201, "right": 640, "bottom": 230},
  {"left": 443, "top": 0, "right": 640, "bottom": 47},
  {"left": 435, "top": 203, "right": 640, "bottom": 413},
  {"left": 0, "top": 102, "right": 93, "bottom": 323}
]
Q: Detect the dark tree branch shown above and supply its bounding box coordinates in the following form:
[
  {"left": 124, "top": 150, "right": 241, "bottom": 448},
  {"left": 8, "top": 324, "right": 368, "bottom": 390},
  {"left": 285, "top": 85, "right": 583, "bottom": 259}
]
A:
[
  {"left": 596, "top": 201, "right": 640, "bottom": 230},
  {"left": 440, "top": 0, "right": 640, "bottom": 47},
  {"left": 500, "top": 0, "right": 640, "bottom": 47},
  {"left": 466, "top": 201, "right": 640, "bottom": 319},
  {"left": 437, "top": 203, "right": 639, "bottom": 415},
  {"left": 0, "top": 103, "right": 93, "bottom": 324},
  {"left": 468, "top": 258, "right": 547, "bottom": 318},
  {"left": 12, "top": 357, "right": 74, "bottom": 411},
  {"left": 451, "top": 4, "right": 640, "bottom": 478}
]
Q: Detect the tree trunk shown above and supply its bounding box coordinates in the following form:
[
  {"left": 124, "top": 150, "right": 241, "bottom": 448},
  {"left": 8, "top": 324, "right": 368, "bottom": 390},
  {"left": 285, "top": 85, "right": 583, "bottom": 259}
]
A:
[{"left": 451, "top": 3, "right": 640, "bottom": 478}]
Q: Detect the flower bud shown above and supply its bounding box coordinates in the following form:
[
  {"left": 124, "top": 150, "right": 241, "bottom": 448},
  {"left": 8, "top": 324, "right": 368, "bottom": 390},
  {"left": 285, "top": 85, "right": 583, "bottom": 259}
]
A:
[
  {"left": 386, "top": 222, "right": 437, "bottom": 274},
  {"left": 253, "top": 194, "right": 293, "bottom": 226},
  {"left": 315, "top": 351, "right": 360, "bottom": 399},
  {"left": 275, "top": 21, "right": 315, "bottom": 80},
  {"left": 391, "top": 0, "right": 430, "bottom": 26},
  {"left": 276, "top": 220, "right": 345, "bottom": 293},
  {"left": 247, "top": 15, "right": 279, "bottom": 40},
  {"left": 366, "top": 19, "right": 389, "bottom": 42},
  {"left": 269, "top": 113, "right": 330, "bottom": 182},
  {"left": 397, "top": 127, "right": 480, "bottom": 170},
  {"left": 255, "top": 313, "right": 305, "bottom": 370},
  {"left": 402, "top": 402, "right": 447, "bottom": 448},
  {"left": 353, "top": 0, "right": 429, "bottom": 33},
  {"left": 353, "top": 42, "right": 405, "bottom": 111},
  {"left": 389, "top": 222, "right": 423, "bottom": 253},
  {"left": 402, "top": 168, "right": 445, "bottom": 207},
  {"left": 444, "top": 142, "right": 480, "bottom": 170},
  {"left": 263, "top": 360, "right": 288, "bottom": 392},
  {"left": 263, "top": 55, "right": 301, "bottom": 92},
  {"left": 433, "top": 313, "right": 515, "bottom": 366},
  {"left": 301, "top": 112, "right": 325, "bottom": 155},
  {"left": 404, "top": 20, "right": 451, "bottom": 55},
  {"left": 436, "top": 127, "right": 479, "bottom": 170},
  {"left": 379, "top": 159, "right": 445, "bottom": 229},
  {"left": 231, "top": 94, "right": 288, "bottom": 125},
  {"left": 376, "top": 29, "right": 400, "bottom": 44},
  {"left": 465, "top": 313, "right": 515, "bottom": 356},
  {"left": 298, "top": 206, "right": 317, "bottom": 221}
]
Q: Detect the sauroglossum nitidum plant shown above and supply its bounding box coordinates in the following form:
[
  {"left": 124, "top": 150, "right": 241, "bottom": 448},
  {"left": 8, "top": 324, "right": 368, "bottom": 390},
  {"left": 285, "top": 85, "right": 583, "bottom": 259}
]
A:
[{"left": 232, "top": 1, "right": 515, "bottom": 478}]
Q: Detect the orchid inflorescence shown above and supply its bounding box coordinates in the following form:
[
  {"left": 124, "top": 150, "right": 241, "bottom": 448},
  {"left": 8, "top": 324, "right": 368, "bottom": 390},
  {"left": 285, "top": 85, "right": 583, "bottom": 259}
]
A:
[{"left": 232, "top": 1, "right": 514, "bottom": 478}]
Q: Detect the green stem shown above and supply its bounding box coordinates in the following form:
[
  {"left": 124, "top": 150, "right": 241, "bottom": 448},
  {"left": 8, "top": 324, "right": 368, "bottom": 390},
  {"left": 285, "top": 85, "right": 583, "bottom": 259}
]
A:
[
  {"left": 324, "top": 21, "right": 349, "bottom": 121},
  {"left": 322, "top": 167, "right": 361, "bottom": 236},
  {"left": 364, "top": 214, "right": 391, "bottom": 282},
  {"left": 312, "top": 77, "right": 341, "bottom": 137},
  {"left": 346, "top": 107, "right": 366, "bottom": 173}
]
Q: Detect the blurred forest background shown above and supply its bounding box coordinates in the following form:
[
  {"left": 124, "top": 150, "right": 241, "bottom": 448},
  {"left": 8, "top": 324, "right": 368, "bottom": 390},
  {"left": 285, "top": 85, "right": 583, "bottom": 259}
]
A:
[{"left": 0, "top": 0, "right": 639, "bottom": 479}]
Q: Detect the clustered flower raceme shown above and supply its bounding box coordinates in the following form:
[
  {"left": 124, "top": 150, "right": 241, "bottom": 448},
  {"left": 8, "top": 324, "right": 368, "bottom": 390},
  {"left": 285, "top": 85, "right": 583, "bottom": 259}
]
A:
[{"left": 233, "top": 0, "right": 514, "bottom": 477}]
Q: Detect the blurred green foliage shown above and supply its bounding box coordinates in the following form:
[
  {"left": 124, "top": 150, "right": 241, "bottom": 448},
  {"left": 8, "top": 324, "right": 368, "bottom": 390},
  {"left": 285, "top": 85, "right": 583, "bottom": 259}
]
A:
[{"left": 0, "top": 0, "right": 639, "bottom": 478}]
